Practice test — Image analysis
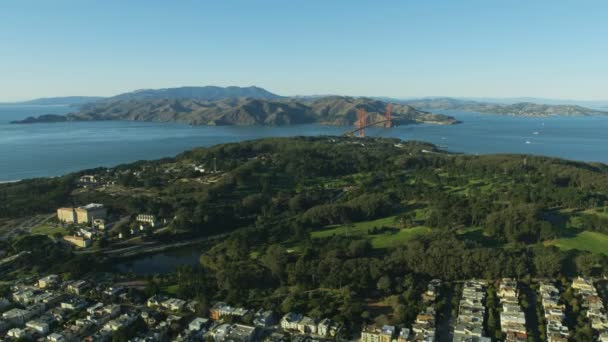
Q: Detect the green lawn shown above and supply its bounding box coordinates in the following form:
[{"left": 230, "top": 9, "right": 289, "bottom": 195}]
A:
[
  {"left": 310, "top": 216, "right": 431, "bottom": 249},
  {"left": 370, "top": 226, "right": 431, "bottom": 249},
  {"left": 546, "top": 231, "right": 608, "bottom": 255},
  {"left": 31, "top": 224, "right": 68, "bottom": 237},
  {"left": 161, "top": 284, "right": 179, "bottom": 295}
]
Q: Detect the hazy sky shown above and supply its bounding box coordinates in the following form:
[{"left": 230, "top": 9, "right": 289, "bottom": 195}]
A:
[{"left": 1, "top": 0, "right": 607, "bottom": 101}]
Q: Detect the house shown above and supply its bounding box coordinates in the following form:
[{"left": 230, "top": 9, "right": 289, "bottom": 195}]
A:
[
  {"left": 26, "top": 319, "right": 50, "bottom": 334},
  {"left": 103, "top": 314, "right": 137, "bottom": 331},
  {"left": 7, "top": 328, "right": 29, "bottom": 339},
  {"left": 147, "top": 295, "right": 166, "bottom": 308},
  {"left": 397, "top": 328, "right": 411, "bottom": 342},
  {"left": 66, "top": 280, "right": 88, "bottom": 295},
  {"left": 93, "top": 218, "right": 108, "bottom": 230},
  {"left": 47, "top": 333, "right": 66, "bottom": 341},
  {"left": 185, "top": 300, "right": 200, "bottom": 313},
  {"left": 137, "top": 214, "right": 159, "bottom": 227},
  {"left": 38, "top": 274, "right": 60, "bottom": 289},
  {"left": 360, "top": 326, "right": 381, "bottom": 342},
  {"left": 317, "top": 318, "right": 333, "bottom": 337},
  {"left": 93, "top": 304, "right": 121, "bottom": 319},
  {"left": 79, "top": 175, "right": 99, "bottom": 186},
  {"left": 188, "top": 317, "right": 209, "bottom": 332},
  {"left": 280, "top": 312, "right": 303, "bottom": 331},
  {"left": 161, "top": 297, "right": 186, "bottom": 311},
  {"left": 296, "top": 316, "right": 317, "bottom": 334},
  {"left": 209, "top": 302, "right": 248, "bottom": 320},
  {"left": 2, "top": 308, "right": 32, "bottom": 325},
  {"left": 86, "top": 302, "right": 104, "bottom": 315},
  {"left": 60, "top": 297, "right": 87, "bottom": 310},
  {"left": 379, "top": 325, "right": 396, "bottom": 342},
  {"left": 12, "top": 289, "right": 36, "bottom": 305},
  {"left": 225, "top": 324, "right": 258, "bottom": 342},
  {"left": 253, "top": 310, "right": 276, "bottom": 327},
  {"left": 571, "top": 277, "right": 596, "bottom": 293},
  {"left": 104, "top": 286, "right": 124, "bottom": 297}
]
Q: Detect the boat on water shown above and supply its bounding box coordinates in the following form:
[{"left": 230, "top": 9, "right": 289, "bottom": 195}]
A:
[{"left": 525, "top": 140, "right": 531, "bottom": 144}]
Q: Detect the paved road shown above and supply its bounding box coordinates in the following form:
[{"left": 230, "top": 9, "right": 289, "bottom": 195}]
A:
[
  {"left": 436, "top": 285, "right": 456, "bottom": 342},
  {"left": 75, "top": 232, "right": 229, "bottom": 258}
]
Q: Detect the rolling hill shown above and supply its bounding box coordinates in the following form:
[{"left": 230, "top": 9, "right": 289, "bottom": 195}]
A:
[
  {"left": 401, "top": 97, "right": 608, "bottom": 117},
  {"left": 13, "top": 96, "right": 459, "bottom": 126},
  {"left": 104, "top": 86, "right": 282, "bottom": 102}
]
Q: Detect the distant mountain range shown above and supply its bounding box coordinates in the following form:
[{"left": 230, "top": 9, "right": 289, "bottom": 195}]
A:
[
  {"left": 3, "top": 86, "right": 280, "bottom": 106},
  {"left": 103, "top": 85, "right": 282, "bottom": 102},
  {"left": 3, "top": 96, "right": 104, "bottom": 106},
  {"left": 12, "top": 96, "right": 459, "bottom": 126},
  {"left": 398, "top": 97, "right": 608, "bottom": 117},
  {"left": 7, "top": 86, "right": 608, "bottom": 124}
]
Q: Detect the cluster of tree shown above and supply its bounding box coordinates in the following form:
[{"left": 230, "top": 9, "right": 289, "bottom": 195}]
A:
[
  {"left": 300, "top": 193, "right": 393, "bottom": 227},
  {"left": 577, "top": 212, "right": 608, "bottom": 234},
  {"left": 0, "top": 177, "right": 75, "bottom": 218},
  {"left": 8, "top": 235, "right": 102, "bottom": 279},
  {"left": 484, "top": 204, "right": 557, "bottom": 243},
  {"left": 4, "top": 137, "right": 608, "bottom": 327}
]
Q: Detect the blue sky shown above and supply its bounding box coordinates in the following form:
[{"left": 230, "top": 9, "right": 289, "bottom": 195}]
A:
[{"left": 1, "top": 0, "right": 607, "bottom": 101}]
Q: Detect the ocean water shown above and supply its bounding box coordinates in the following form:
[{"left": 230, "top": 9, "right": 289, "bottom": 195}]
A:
[{"left": 2, "top": 104, "right": 608, "bottom": 182}]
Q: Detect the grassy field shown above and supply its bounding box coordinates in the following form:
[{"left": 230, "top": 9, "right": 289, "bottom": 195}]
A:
[
  {"left": 31, "top": 224, "right": 68, "bottom": 237},
  {"left": 310, "top": 216, "right": 431, "bottom": 249},
  {"left": 161, "top": 284, "right": 179, "bottom": 295},
  {"left": 546, "top": 231, "right": 608, "bottom": 255}
]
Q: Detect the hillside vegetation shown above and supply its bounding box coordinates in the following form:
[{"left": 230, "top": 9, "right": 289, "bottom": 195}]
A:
[
  {"left": 2, "top": 137, "right": 608, "bottom": 327},
  {"left": 403, "top": 97, "right": 608, "bottom": 117},
  {"left": 13, "top": 96, "right": 458, "bottom": 126}
]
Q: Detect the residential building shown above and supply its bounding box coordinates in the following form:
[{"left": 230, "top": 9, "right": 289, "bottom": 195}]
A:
[
  {"left": 162, "top": 297, "right": 186, "bottom": 311},
  {"left": 2, "top": 308, "right": 32, "bottom": 325},
  {"left": 7, "top": 328, "right": 29, "bottom": 339},
  {"left": 188, "top": 317, "right": 209, "bottom": 332},
  {"left": 38, "top": 274, "right": 60, "bottom": 289},
  {"left": 379, "top": 325, "right": 396, "bottom": 342},
  {"left": 137, "top": 214, "right": 159, "bottom": 227},
  {"left": 209, "top": 302, "right": 249, "bottom": 320},
  {"left": 225, "top": 324, "right": 258, "bottom": 341},
  {"left": 47, "top": 333, "right": 66, "bottom": 341},
  {"left": 498, "top": 278, "right": 527, "bottom": 342},
  {"left": 253, "top": 310, "right": 276, "bottom": 327},
  {"left": 296, "top": 316, "right": 317, "bottom": 335},
  {"left": 26, "top": 319, "right": 50, "bottom": 334},
  {"left": 63, "top": 235, "right": 91, "bottom": 248},
  {"left": 57, "top": 207, "right": 77, "bottom": 223},
  {"left": 280, "top": 312, "right": 303, "bottom": 331},
  {"left": 57, "top": 203, "right": 107, "bottom": 224},
  {"left": 453, "top": 280, "right": 489, "bottom": 342},
  {"left": 66, "top": 280, "right": 88, "bottom": 295},
  {"left": 360, "top": 326, "right": 381, "bottom": 342}
]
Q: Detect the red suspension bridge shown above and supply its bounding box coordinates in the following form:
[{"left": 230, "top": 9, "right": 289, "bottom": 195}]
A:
[{"left": 345, "top": 103, "right": 392, "bottom": 137}]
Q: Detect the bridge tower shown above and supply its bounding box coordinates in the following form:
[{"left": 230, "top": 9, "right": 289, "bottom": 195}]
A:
[{"left": 357, "top": 108, "right": 367, "bottom": 137}]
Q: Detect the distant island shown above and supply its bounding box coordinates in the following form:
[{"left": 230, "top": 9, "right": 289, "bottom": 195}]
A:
[
  {"left": 13, "top": 114, "right": 68, "bottom": 124},
  {"left": 401, "top": 97, "right": 608, "bottom": 117},
  {"left": 12, "top": 95, "right": 459, "bottom": 127}
]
